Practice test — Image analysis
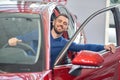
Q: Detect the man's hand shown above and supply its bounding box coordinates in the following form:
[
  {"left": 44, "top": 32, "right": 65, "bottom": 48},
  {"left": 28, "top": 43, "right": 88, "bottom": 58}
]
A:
[
  {"left": 8, "top": 38, "right": 22, "bottom": 46},
  {"left": 104, "top": 44, "right": 116, "bottom": 53}
]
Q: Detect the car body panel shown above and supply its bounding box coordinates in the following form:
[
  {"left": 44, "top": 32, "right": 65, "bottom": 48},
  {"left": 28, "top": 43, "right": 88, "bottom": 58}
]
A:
[
  {"left": 0, "top": 70, "right": 52, "bottom": 80},
  {"left": 53, "top": 47, "right": 120, "bottom": 80}
]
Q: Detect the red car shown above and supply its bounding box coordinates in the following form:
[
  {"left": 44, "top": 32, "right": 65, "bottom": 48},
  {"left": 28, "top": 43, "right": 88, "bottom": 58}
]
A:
[{"left": 0, "top": 1, "right": 120, "bottom": 80}]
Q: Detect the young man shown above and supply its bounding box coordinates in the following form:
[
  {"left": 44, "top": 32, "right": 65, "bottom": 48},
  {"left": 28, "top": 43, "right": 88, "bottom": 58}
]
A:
[{"left": 8, "top": 14, "right": 116, "bottom": 67}]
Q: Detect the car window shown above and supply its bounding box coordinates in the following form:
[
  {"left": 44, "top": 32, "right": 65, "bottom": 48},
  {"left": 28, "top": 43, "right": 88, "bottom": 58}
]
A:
[
  {"left": 0, "top": 13, "right": 41, "bottom": 65},
  {"left": 56, "top": 6, "right": 76, "bottom": 38},
  {"left": 108, "top": 11, "right": 116, "bottom": 45},
  {"left": 110, "top": 0, "right": 120, "bottom": 4},
  {"left": 83, "top": 10, "right": 117, "bottom": 46}
]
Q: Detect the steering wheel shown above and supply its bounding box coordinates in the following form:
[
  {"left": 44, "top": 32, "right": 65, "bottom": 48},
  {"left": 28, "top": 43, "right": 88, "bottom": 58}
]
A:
[{"left": 2, "top": 42, "right": 36, "bottom": 56}]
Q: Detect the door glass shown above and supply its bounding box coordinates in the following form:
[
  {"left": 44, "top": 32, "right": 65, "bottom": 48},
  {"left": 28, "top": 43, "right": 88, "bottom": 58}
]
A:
[
  {"left": 110, "top": 0, "right": 120, "bottom": 4},
  {"left": 81, "top": 10, "right": 117, "bottom": 46},
  {"left": 57, "top": 6, "right": 76, "bottom": 38},
  {"left": 0, "top": 13, "right": 41, "bottom": 65},
  {"left": 108, "top": 11, "right": 116, "bottom": 45}
]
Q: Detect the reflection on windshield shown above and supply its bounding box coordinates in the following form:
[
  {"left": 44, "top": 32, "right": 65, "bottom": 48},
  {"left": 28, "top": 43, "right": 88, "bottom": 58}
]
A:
[{"left": 0, "top": 13, "right": 41, "bottom": 64}]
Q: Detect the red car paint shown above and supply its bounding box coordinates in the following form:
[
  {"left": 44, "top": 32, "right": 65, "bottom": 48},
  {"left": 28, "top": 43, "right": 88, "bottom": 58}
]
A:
[
  {"left": 72, "top": 50, "right": 104, "bottom": 66},
  {"left": 0, "top": 1, "right": 120, "bottom": 80}
]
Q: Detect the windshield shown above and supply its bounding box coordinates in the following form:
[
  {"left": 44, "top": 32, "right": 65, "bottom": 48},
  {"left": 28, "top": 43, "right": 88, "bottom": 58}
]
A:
[{"left": 0, "top": 13, "right": 41, "bottom": 65}]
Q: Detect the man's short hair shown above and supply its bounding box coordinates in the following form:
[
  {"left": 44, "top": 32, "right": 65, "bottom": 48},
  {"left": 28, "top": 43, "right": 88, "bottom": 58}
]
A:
[{"left": 55, "top": 14, "right": 69, "bottom": 20}]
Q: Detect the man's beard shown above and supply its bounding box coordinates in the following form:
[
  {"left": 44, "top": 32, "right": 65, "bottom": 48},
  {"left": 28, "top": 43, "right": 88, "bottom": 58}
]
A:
[{"left": 54, "top": 27, "right": 63, "bottom": 34}]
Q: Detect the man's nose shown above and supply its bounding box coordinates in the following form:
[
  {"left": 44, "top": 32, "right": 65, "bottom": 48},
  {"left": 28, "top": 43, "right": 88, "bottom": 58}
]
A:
[
  {"left": 60, "top": 22, "right": 64, "bottom": 26},
  {"left": 59, "top": 24, "right": 63, "bottom": 28}
]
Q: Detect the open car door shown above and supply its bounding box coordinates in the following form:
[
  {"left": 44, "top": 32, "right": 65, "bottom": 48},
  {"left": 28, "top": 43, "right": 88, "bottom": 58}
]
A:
[{"left": 53, "top": 5, "right": 120, "bottom": 80}]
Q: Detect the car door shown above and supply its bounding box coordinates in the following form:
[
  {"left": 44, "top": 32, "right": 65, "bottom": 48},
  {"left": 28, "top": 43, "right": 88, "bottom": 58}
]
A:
[
  {"left": 52, "top": 5, "right": 120, "bottom": 80},
  {"left": 0, "top": 9, "right": 52, "bottom": 80}
]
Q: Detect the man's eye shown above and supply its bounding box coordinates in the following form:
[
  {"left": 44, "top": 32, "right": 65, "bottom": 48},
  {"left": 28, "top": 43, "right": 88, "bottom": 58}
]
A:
[{"left": 63, "top": 22, "right": 68, "bottom": 26}]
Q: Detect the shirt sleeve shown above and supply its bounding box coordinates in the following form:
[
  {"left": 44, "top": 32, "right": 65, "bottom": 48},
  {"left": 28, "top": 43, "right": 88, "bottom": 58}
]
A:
[
  {"left": 69, "top": 42, "right": 104, "bottom": 52},
  {"left": 16, "top": 29, "right": 38, "bottom": 42}
]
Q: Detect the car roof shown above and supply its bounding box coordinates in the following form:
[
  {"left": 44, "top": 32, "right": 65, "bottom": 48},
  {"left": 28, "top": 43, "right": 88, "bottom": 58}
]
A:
[{"left": 0, "top": 1, "right": 58, "bottom": 14}]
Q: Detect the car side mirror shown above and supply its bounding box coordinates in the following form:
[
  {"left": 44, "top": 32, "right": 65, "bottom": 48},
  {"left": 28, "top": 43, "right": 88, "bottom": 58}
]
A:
[{"left": 72, "top": 50, "right": 104, "bottom": 66}]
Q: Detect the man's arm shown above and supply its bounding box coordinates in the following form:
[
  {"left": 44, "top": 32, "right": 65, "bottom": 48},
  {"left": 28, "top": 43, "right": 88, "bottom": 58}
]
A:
[
  {"left": 8, "top": 29, "right": 38, "bottom": 46},
  {"left": 69, "top": 42, "right": 116, "bottom": 53}
]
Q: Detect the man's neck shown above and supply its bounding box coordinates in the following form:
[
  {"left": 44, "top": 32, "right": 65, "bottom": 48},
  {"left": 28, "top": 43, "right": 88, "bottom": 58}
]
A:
[{"left": 51, "top": 29, "right": 62, "bottom": 39}]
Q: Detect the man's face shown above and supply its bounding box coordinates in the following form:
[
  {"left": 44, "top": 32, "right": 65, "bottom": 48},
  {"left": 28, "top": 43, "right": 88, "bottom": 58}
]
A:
[{"left": 53, "top": 16, "right": 69, "bottom": 34}]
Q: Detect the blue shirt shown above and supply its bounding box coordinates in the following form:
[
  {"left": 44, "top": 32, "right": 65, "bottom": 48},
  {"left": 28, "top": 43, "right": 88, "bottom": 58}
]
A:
[{"left": 17, "top": 30, "right": 38, "bottom": 55}]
